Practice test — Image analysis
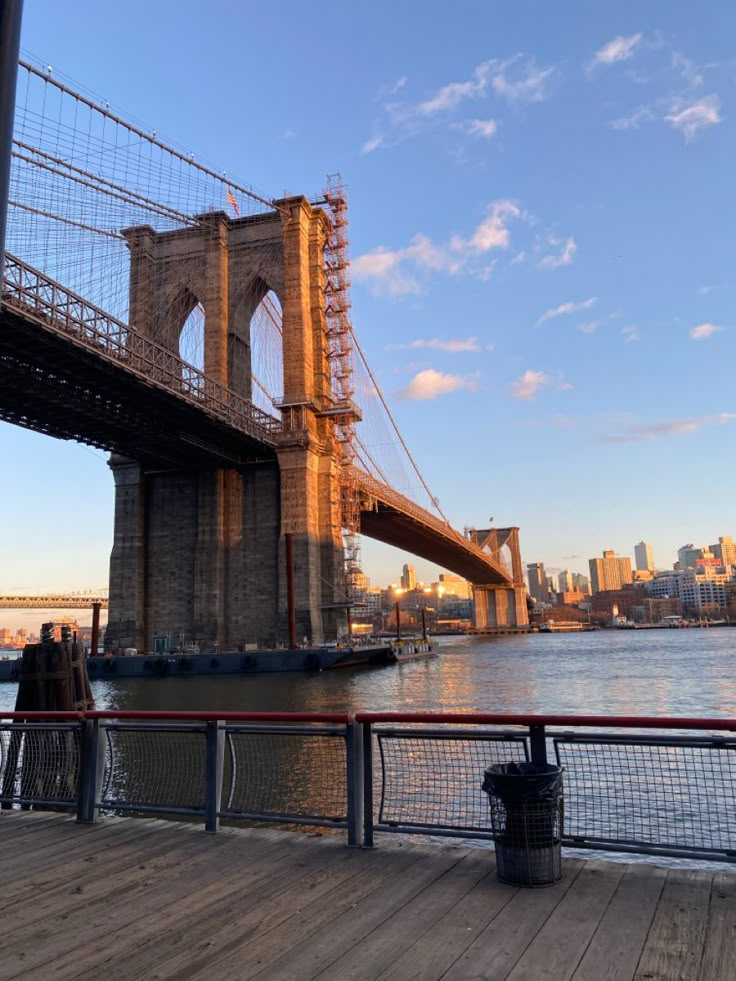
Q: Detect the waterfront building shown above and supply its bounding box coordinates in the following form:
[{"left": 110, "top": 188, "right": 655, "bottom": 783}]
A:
[
  {"left": 634, "top": 541, "right": 655, "bottom": 572},
  {"left": 646, "top": 570, "right": 729, "bottom": 613},
  {"left": 556, "top": 590, "right": 587, "bottom": 606},
  {"left": 401, "top": 563, "right": 416, "bottom": 590},
  {"left": 527, "top": 563, "right": 547, "bottom": 604},
  {"left": 631, "top": 597, "right": 683, "bottom": 623},
  {"left": 591, "top": 586, "right": 645, "bottom": 619},
  {"left": 589, "top": 551, "right": 633, "bottom": 594},
  {"left": 711, "top": 536, "right": 736, "bottom": 572}
]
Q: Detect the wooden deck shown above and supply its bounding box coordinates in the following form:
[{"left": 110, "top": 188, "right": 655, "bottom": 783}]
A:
[{"left": 1, "top": 812, "right": 734, "bottom": 980}]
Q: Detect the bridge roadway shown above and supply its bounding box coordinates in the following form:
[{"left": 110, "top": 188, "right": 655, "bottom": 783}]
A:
[
  {"left": 0, "top": 810, "right": 729, "bottom": 981},
  {"left": 0, "top": 254, "right": 512, "bottom": 587}
]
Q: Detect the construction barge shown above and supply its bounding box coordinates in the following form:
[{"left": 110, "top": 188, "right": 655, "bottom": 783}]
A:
[{"left": 0, "top": 640, "right": 434, "bottom": 682}]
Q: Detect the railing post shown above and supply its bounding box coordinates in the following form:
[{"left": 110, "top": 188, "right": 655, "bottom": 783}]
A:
[
  {"left": 205, "top": 721, "right": 225, "bottom": 833},
  {"left": 346, "top": 717, "right": 364, "bottom": 848},
  {"left": 362, "top": 721, "right": 374, "bottom": 848},
  {"left": 77, "top": 719, "right": 105, "bottom": 824},
  {"left": 529, "top": 724, "right": 548, "bottom": 767}
]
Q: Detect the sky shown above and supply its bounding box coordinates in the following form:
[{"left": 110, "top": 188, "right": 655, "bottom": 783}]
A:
[{"left": 1, "top": 1, "right": 735, "bottom": 629}]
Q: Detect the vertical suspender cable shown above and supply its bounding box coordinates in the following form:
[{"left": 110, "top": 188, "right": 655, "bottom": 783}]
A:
[{"left": 0, "top": 1, "right": 23, "bottom": 289}]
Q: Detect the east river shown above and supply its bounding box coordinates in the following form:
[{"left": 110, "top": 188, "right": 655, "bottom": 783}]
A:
[{"left": 2, "top": 627, "right": 735, "bottom": 716}]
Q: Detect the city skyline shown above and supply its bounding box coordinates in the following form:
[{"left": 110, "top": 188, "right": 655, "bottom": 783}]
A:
[{"left": 1, "top": 2, "right": 734, "bottom": 613}]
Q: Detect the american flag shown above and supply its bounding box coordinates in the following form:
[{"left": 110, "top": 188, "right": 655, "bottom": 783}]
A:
[{"left": 226, "top": 187, "right": 239, "bottom": 218}]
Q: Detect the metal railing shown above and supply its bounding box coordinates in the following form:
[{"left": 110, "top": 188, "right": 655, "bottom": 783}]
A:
[
  {"left": 1, "top": 253, "right": 282, "bottom": 445},
  {"left": 2, "top": 710, "right": 736, "bottom": 863}
]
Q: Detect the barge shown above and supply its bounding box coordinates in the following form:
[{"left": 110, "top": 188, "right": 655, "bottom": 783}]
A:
[{"left": 0, "top": 640, "right": 434, "bottom": 682}]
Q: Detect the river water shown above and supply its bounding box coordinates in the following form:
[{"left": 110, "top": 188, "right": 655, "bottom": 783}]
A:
[{"left": 2, "top": 628, "right": 736, "bottom": 716}]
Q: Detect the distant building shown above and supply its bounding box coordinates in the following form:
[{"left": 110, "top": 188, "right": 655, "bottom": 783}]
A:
[
  {"left": 634, "top": 541, "right": 654, "bottom": 572},
  {"left": 572, "top": 573, "right": 591, "bottom": 595},
  {"left": 711, "top": 536, "right": 736, "bottom": 572},
  {"left": 646, "top": 571, "right": 729, "bottom": 612},
  {"left": 527, "top": 563, "right": 547, "bottom": 604},
  {"left": 437, "top": 574, "right": 472, "bottom": 600},
  {"left": 591, "top": 586, "right": 644, "bottom": 619},
  {"left": 556, "top": 590, "right": 587, "bottom": 606},
  {"left": 401, "top": 563, "right": 416, "bottom": 590},
  {"left": 558, "top": 570, "right": 574, "bottom": 592},
  {"left": 676, "top": 544, "right": 718, "bottom": 570},
  {"left": 589, "top": 551, "right": 633, "bottom": 594}
]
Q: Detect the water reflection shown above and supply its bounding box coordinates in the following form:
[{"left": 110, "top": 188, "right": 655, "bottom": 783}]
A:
[{"left": 2, "top": 629, "right": 736, "bottom": 716}]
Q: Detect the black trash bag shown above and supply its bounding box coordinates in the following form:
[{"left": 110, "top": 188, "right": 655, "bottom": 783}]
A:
[{"left": 481, "top": 762, "right": 562, "bottom": 805}]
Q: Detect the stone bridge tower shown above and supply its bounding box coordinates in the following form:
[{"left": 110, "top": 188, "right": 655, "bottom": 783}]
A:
[
  {"left": 468, "top": 527, "right": 529, "bottom": 629},
  {"left": 105, "top": 198, "right": 348, "bottom": 652}
]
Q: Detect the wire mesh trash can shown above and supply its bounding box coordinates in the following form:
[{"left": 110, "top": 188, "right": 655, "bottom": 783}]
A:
[{"left": 482, "top": 762, "right": 563, "bottom": 887}]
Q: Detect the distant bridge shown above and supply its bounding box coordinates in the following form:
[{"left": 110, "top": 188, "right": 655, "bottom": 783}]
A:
[{"left": 0, "top": 594, "right": 108, "bottom": 609}]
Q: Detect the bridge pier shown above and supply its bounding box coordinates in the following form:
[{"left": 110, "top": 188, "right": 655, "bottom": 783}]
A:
[{"left": 472, "top": 585, "right": 529, "bottom": 629}]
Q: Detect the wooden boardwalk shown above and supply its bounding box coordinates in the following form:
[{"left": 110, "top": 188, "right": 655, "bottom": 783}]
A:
[{"left": 1, "top": 812, "right": 733, "bottom": 981}]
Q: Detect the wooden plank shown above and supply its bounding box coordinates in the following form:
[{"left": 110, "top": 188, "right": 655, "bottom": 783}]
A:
[
  {"left": 571, "top": 863, "right": 667, "bottom": 981},
  {"left": 698, "top": 872, "right": 736, "bottom": 981},
  {"left": 235, "top": 845, "right": 471, "bottom": 981},
  {"left": 441, "top": 860, "right": 585, "bottom": 981},
  {"left": 375, "top": 863, "right": 522, "bottom": 981},
  {"left": 2, "top": 821, "right": 248, "bottom": 929},
  {"left": 11, "top": 828, "right": 350, "bottom": 981},
  {"left": 125, "top": 837, "right": 431, "bottom": 981},
  {"left": 504, "top": 860, "right": 626, "bottom": 981},
  {"left": 633, "top": 870, "right": 712, "bottom": 981},
  {"left": 315, "top": 848, "right": 499, "bottom": 981},
  {"left": 1, "top": 823, "right": 291, "bottom": 980}
]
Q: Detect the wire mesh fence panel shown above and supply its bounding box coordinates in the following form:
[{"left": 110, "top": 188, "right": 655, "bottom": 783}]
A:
[
  {"left": 376, "top": 730, "right": 528, "bottom": 832},
  {"left": 101, "top": 725, "right": 207, "bottom": 813},
  {"left": 225, "top": 729, "right": 348, "bottom": 822},
  {"left": 0, "top": 724, "right": 80, "bottom": 806},
  {"left": 555, "top": 737, "right": 736, "bottom": 856}
]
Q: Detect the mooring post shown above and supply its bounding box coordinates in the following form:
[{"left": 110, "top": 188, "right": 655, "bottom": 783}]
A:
[
  {"left": 204, "top": 720, "right": 225, "bottom": 833},
  {"left": 0, "top": 0, "right": 23, "bottom": 290},
  {"left": 395, "top": 601, "right": 401, "bottom": 641},
  {"left": 90, "top": 602, "right": 101, "bottom": 657}
]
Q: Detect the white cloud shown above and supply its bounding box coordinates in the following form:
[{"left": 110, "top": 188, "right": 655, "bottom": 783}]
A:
[
  {"left": 689, "top": 322, "right": 724, "bottom": 340},
  {"left": 621, "top": 324, "right": 640, "bottom": 343},
  {"left": 361, "top": 134, "right": 385, "bottom": 154},
  {"left": 539, "top": 236, "right": 576, "bottom": 269},
  {"left": 459, "top": 118, "right": 497, "bottom": 139},
  {"left": 490, "top": 58, "right": 556, "bottom": 104},
  {"left": 397, "top": 369, "right": 477, "bottom": 400},
  {"left": 386, "top": 337, "right": 482, "bottom": 353},
  {"left": 672, "top": 52, "right": 703, "bottom": 87},
  {"left": 386, "top": 76, "right": 408, "bottom": 96},
  {"left": 536, "top": 297, "right": 597, "bottom": 327},
  {"left": 512, "top": 369, "right": 550, "bottom": 400},
  {"left": 665, "top": 96, "right": 721, "bottom": 140},
  {"left": 353, "top": 199, "right": 521, "bottom": 297},
  {"left": 577, "top": 321, "right": 600, "bottom": 334},
  {"left": 466, "top": 200, "right": 520, "bottom": 252},
  {"left": 600, "top": 413, "right": 734, "bottom": 444},
  {"left": 589, "top": 34, "right": 643, "bottom": 70},
  {"left": 611, "top": 104, "right": 657, "bottom": 131},
  {"left": 418, "top": 55, "right": 556, "bottom": 116},
  {"left": 352, "top": 249, "right": 420, "bottom": 297}
]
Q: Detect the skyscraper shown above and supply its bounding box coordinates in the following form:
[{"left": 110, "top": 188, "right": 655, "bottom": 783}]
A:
[
  {"left": 527, "top": 563, "right": 547, "bottom": 604},
  {"left": 400, "top": 563, "right": 416, "bottom": 590},
  {"left": 711, "top": 536, "right": 736, "bottom": 571},
  {"left": 634, "top": 541, "right": 654, "bottom": 572},
  {"left": 589, "top": 551, "right": 633, "bottom": 594}
]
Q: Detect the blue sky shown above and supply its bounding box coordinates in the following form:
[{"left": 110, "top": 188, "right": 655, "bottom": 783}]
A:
[{"left": 2, "top": 0, "right": 734, "bottom": 624}]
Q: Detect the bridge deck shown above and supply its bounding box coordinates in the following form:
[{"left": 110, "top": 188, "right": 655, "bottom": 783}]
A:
[{"left": 0, "top": 811, "right": 731, "bottom": 981}]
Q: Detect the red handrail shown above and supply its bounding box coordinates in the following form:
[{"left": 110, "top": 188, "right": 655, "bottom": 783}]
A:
[
  {"left": 354, "top": 712, "right": 736, "bottom": 731},
  {"left": 0, "top": 710, "right": 351, "bottom": 724}
]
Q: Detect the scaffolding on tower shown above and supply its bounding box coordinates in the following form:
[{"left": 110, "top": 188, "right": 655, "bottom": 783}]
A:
[{"left": 323, "top": 175, "right": 361, "bottom": 603}]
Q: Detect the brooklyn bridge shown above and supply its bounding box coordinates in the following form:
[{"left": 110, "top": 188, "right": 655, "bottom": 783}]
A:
[{"left": 0, "top": 56, "right": 528, "bottom": 651}]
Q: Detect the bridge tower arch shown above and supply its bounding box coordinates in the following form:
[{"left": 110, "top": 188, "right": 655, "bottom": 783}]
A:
[
  {"left": 468, "top": 527, "right": 529, "bottom": 629},
  {"left": 106, "top": 198, "right": 347, "bottom": 652}
]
